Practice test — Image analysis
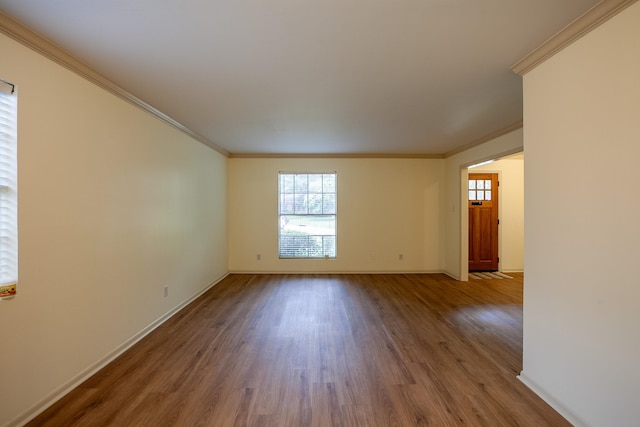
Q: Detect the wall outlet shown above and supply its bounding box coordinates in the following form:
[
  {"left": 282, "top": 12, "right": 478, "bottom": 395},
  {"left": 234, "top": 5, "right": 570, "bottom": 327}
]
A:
[
  {"left": 256, "top": 254, "right": 261, "bottom": 261},
  {"left": 163, "top": 285, "right": 169, "bottom": 297},
  {"left": 399, "top": 254, "right": 404, "bottom": 261}
]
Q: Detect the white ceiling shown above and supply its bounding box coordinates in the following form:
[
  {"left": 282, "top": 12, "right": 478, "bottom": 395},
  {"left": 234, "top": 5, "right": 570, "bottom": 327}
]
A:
[{"left": 0, "top": 0, "right": 599, "bottom": 155}]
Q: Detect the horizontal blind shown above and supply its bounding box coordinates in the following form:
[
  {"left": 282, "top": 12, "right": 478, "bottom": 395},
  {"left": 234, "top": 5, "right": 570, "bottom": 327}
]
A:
[
  {"left": 279, "top": 173, "right": 336, "bottom": 259},
  {"left": 0, "top": 80, "right": 18, "bottom": 289}
]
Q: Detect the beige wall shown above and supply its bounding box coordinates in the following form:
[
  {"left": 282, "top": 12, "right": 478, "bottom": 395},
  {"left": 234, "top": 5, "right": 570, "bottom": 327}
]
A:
[
  {"left": 521, "top": 3, "right": 640, "bottom": 426},
  {"left": 228, "top": 157, "right": 445, "bottom": 272},
  {"left": 473, "top": 155, "right": 524, "bottom": 272},
  {"left": 443, "top": 128, "right": 523, "bottom": 279},
  {"left": 0, "top": 33, "right": 228, "bottom": 426}
]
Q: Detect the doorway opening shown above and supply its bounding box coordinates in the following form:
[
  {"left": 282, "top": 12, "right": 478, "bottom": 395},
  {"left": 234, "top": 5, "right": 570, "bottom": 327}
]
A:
[{"left": 465, "top": 152, "right": 524, "bottom": 276}]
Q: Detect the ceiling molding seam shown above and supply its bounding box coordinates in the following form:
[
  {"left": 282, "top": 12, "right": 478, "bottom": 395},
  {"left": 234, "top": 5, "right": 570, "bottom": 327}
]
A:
[
  {"left": 0, "top": 10, "right": 230, "bottom": 157},
  {"left": 512, "top": 0, "right": 638, "bottom": 76}
]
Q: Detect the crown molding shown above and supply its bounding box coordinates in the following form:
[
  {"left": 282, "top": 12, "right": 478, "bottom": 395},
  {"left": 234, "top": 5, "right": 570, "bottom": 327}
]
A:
[
  {"left": 512, "top": 0, "right": 638, "bottom": 76},
  {"left": 229, "top": 152, "right": 445, "bottom": 159},
  {"left": 0, "top": 10, "right": 230, "bottom": 157},
  {"left": 444, "top": 121, "right": 523, "bottom": 158}
]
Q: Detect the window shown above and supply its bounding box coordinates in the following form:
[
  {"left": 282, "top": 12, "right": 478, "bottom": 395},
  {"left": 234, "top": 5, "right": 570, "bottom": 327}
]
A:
[
  {"left": 0, "top": 79, "right": 17, "bottom": 299},
  {"left": 469, "top": 178, "right": 492, "bottom": 201},
  {"left": 279, "top": 173, "right": 336, "bottom": 259}
]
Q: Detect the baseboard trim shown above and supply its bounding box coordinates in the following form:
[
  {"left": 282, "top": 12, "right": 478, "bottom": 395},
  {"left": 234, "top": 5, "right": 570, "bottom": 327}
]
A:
[
  {"left": 442, "top": 271, "right": 462, "bottom": 281},
  {"left": 228, "top": 270, "right": 446, "bottom": 275},
  {"left": 517, "top": 372, "right": 588, "bottom": 427},
  {"left": 6, "top": 272, "right": 229, "bottom": 427}
]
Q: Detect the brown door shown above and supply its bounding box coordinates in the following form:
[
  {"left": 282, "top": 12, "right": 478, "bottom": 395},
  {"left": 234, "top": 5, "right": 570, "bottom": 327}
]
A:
[{"left": 468, "top": 173, "right": 499, "bottom": 271}]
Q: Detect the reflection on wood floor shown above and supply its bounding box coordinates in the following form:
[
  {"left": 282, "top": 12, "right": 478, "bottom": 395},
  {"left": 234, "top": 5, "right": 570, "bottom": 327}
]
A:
[{"left": 28, "top": 272, "right": 569, "bottom": 426}]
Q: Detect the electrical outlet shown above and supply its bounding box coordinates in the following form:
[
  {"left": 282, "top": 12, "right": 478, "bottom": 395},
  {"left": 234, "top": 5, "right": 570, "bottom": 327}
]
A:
[
  {"left": 399, "top": 254, "right": 404, "bottom": 261},
  {"left": 164, "top": 285, "right": 169, "bottom": 297},
  {"left": 256, "top": 254, "right": 261, "bottom": 261}
]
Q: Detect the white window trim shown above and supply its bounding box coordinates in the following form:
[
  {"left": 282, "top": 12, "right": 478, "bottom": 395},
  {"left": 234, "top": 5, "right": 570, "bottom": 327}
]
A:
[
  {"left": 0, "top": 79, "right": 18, "bottom": 299},
  {"left": 278, "top": 172, "right": 337, "bottom": 259}
]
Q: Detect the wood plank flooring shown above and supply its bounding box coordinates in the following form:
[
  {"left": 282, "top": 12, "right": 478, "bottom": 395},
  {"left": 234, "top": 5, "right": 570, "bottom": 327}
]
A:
[{"left": 28, "top": 273, "right": 569, "bottom": 426}]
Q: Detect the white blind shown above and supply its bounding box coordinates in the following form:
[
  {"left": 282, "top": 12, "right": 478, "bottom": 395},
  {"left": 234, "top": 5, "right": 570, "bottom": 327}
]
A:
[
  {"left": 0, "top": 80, "right": 18, "bottom": 289},
  {"left": 278, "top": 173, "right": 337, "bottom": 259}
]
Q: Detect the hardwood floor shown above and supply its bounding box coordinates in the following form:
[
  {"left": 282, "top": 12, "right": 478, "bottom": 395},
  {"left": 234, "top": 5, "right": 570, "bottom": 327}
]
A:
[{"left": 28, "top": 273, "right": 569, "bottom": 426}]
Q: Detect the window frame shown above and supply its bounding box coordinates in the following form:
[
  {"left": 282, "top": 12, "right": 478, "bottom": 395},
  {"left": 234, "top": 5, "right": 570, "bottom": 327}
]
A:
[
  {"left": 278, "top": 172, "right": 337, "bottom": 259},
  {"left": 0, "top": 78, "right": 18, "bottom": 299}
]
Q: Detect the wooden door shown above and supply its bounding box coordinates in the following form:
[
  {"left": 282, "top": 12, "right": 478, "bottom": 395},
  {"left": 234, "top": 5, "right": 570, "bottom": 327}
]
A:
[{"left": 468, "top": 173, "right": 499, "bottom": 271}]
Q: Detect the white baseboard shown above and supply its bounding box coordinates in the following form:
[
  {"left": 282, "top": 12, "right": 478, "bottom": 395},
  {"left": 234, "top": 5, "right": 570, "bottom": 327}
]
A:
[
  {"left": 517, "top": 372, "right": 587, "bottom": 427},
  {"left": 6, "top": 273, "right": 228, "bottom": 427},
  {"left": 443, "top": 271, "right": 462, "bottom": 280},
  {"left": 228, "top": 270, "right": 446, "bottom": 275}
]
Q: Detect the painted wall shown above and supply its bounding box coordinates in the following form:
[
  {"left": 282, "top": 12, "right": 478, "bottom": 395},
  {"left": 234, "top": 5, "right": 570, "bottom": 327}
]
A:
[
  {"left": 520, "top": 3, "right": 640, "bottom": 426},
  {"left": 443, "top": 128, "right": 523, "bottom": 280},
  {"left": 473, "top": 155, "right": 524, "bottom": 272},
  {"left": 228, "top": 157, "right": 445, "bottom": 272},
  {"left": 0, "top": 33, "right": 228, "bottom": 426}
]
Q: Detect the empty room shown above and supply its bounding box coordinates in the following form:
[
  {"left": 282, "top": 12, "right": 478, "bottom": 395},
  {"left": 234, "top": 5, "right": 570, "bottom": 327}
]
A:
[{"left": 1, "top": 1, "right": 639, "bottom": 426}]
